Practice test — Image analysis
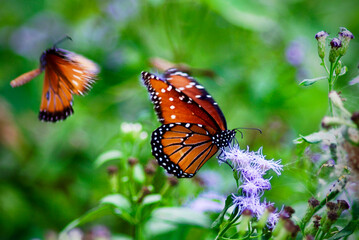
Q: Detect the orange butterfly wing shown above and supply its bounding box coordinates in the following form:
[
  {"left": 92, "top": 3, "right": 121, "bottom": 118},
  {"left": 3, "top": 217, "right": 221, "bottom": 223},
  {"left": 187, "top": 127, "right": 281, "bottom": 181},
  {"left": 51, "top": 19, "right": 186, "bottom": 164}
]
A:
[
  {"left": 151, "top": 123, "right": 219, "bottom": 178},
  {"left": 39, "top": 48, "right": 99, "bottom": 122},
  {"left": 164, "top": 69, "right": 227, "bottom": 131},
  {"left": 142, "top": 71, "right": 220, "bottom": 130}
]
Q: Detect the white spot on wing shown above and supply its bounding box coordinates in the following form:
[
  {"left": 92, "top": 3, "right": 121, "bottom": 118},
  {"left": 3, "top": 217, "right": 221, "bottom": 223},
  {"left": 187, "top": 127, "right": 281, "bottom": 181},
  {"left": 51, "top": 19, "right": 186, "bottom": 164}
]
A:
[{"left": 171, "top": 115, "right": 176, "bottom": 119}]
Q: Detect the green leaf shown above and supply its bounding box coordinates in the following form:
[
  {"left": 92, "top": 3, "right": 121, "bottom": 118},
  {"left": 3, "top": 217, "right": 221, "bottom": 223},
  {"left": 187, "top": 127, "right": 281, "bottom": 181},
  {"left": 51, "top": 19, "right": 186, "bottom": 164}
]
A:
[
  {"left": 204, "top": 0, "right": 277, "bottom": 31},
  {"left": 60, "top": 204, "right": 113, "bottom": 238},
  {"left": 299, "top": 76, "right": 327, "bottom": 86},
  {"left": 142, "top": 194, "right": 162, "bottom": 206},
  {"left": 100, "top": 194, "right": 131, "bottom": 213},
  {"left": 211, "top": 195, "right": 234, "bottom": 229},
  {"left": 95, "top": 150, "right": 122, "bottom": 167},
  {"left": 327, "top": 220, "right": 359, "bottom": 240},
  {"left": 133, "top": 164, "right": 145, "bottom": 183},
  {"left": 293, "top": 131, "right": 336, "bottom": 144},
  {"left": 151, "top": 207, "right": 211, "bottom": 228},
  {"left": 339, "top": 66, "right": 348, "bottom": 76}
]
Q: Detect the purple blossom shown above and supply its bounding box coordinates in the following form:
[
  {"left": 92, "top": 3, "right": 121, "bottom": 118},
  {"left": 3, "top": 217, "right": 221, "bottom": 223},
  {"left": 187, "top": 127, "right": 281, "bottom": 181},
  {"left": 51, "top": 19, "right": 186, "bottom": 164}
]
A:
[
  {"left": 220, "top": 144, "right": 282, "bottom": 227},
  {"left": 286, "top": 41, "right": 305, "bottom": 66},
  {"left": 188, "top": 192, "right": 225, "bottom": 213},
  {"left": 315, "top": 31, "right": 329, "bottom": 40},
  {"left": 330, "top": 38, "right": 342, "bottom": 49},
  {"left": 197, "top": 170, "right": 223, "bottom": 189}
]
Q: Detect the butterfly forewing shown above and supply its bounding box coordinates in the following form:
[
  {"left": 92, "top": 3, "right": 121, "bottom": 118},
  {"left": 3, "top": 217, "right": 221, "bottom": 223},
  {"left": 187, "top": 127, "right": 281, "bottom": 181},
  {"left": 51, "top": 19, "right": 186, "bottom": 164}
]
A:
[
  {"left": 164, "top": 69, "right": 227, "bottom": 130},
  {"left": 37, "top": 48, "right": 99, "bottom": 122},
  {"left": 151, "top": 123, "right": 219, "bottom": 178},
  {"left": 47, "top": 49, "right": 99, "bottom": 96},
  {"left": 142, "top": 72, "right": 220, "bottom": 130}
]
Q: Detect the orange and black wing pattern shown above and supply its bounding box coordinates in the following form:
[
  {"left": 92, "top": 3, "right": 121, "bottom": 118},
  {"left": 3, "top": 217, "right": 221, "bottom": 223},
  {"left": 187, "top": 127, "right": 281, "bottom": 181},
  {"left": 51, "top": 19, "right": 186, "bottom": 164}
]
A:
[
  {"left": 151, "top": 123, "right": 219, "bottom": 178},
  {"left": 164, "top": 68, "right": 227, "bottom": 131},
  {"left": 141, "top": 71, "right": 220, "bottom": 131},
  {"left": 38, "top": 48, "right": 99, "bottom": 122},
  {"left": 10, "top": 47, "right": 99, "bottom": 122},
  {"left": 142, "top": 69, "right": 236, "bottom": 178}
]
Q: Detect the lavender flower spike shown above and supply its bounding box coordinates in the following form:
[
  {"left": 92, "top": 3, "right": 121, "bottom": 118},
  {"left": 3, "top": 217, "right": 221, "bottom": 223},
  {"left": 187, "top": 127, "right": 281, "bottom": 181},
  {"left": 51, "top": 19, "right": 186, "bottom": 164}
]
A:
[{"left": 220, "top": 144, "right": 282, "bottom": 227}]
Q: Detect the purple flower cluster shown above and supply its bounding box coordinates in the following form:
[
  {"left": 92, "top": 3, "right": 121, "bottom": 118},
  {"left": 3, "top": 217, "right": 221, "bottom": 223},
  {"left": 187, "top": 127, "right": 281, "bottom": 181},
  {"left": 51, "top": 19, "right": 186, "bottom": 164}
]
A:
[{"left": 219, "top": 144, "right": 283, "bottom": 227}]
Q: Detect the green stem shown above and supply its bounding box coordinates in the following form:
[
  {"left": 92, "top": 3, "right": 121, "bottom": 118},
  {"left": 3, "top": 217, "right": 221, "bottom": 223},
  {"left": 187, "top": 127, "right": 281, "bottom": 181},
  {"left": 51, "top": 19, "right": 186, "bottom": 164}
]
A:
[
  {"left": 327, "top": 56, "right": 343, "bottom": 117},
  {"left": 328, "top": 62, "right": 334, "bottom": 117},
  {"left": 321, "top": 58, "right": 329, "bottom": 74},
  {"left": 215, "top": 214, "right": 241, "bottom": 240}
]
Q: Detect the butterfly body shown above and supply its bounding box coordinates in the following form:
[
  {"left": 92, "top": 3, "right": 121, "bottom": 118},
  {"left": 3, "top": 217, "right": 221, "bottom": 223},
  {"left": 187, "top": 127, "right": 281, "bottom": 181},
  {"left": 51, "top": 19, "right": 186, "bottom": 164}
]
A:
[
  {"left": 11, "top": 46, "right": 99, "bottom": 122},
  {"left": 142, "top": 69, "right": 235, "bottom": 178}
]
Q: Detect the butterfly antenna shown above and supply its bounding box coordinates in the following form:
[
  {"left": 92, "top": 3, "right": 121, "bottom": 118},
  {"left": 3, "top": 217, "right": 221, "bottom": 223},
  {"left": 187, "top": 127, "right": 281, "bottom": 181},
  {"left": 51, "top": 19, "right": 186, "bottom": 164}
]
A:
[
  {"left": 234, "top": 127, "right": 262, "bottom": 135},
  {"left": 53, "top": 35, "right": 72, "bottom": 48},
  {"left": 234, "top": 129, "right": 244, "bottom": 139}
]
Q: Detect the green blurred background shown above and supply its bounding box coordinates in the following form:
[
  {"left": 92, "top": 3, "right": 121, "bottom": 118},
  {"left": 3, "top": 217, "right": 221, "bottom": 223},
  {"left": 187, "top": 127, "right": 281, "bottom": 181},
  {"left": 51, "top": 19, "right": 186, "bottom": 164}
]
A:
[{"left": 0, "top": 0, "right": 358, "bottom": 239}]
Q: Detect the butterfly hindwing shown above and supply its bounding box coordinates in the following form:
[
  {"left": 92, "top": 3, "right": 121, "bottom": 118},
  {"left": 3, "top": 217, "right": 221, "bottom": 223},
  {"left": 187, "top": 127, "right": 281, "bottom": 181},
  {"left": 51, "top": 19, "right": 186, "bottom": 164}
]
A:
[
  {"left": 39, "top": 63, "right": 74, "bottom": 121},
  {"left": 151, "top": 123, "right": 219, "bottom": 178}
]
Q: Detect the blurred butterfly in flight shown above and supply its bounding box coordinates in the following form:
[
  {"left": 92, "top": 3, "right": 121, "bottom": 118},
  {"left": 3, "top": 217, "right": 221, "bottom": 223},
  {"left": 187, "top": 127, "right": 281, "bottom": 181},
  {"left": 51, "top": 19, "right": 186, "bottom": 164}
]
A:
[
  {"left": 142, "top": 69, "right": 236, "bottom": 178},
  {"left": 10, "top": 36, "right": 99, "bottom": 122}
]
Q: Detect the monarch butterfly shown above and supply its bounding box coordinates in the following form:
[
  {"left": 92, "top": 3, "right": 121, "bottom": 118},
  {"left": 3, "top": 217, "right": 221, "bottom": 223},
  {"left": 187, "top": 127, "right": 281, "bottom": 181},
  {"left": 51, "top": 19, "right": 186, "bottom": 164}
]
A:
[
  {"left": 10, "top": 37, "right": 99, "bottom": 122},
  {"left": 142, "top": 69, "right": 236, "bottom": 178}
]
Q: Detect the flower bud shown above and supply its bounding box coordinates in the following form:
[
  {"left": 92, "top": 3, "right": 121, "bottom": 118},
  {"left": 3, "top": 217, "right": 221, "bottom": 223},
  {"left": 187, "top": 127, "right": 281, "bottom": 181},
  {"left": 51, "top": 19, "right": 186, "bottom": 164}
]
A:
[
  {"left": 308, "top": 197, "right": 320, "bottom": 208},
  {"left": 329, "top": 38, "right": 342, "bottom": 63},
  {"left": 329, "top": 91, "right": 344, "bottom": 109},
  {"left": 301, "top": 197, "right": 320, "bottom": 229},
  {"left": 315, "top": 31, "right": 329, "bottom": 59},
  {"left": 144, "top": 161, "right": 157, "bottom": 176},
  {"left": 238, "top": 209, "right": 252, "bottom": 235},
  {"left": 137, "top": 186, "right": 151, "bottom": 203},
  {"left": 338, "top": 28, "right": 354, "bottom": 56},
  {"left": 107, "top": 165, "right": 118, "bottom": 176},
  {"left": 258, "top": 205, "right": 276, "bottom": 229},
  {"left": 335, "top": 60, "right": 342, "bottom": 75},
  {"left": 326, "top": 201, "right": 337, "bottom": 211},
  {"left": 337, "top": 200, "right": 350, "bottom": 216},
  {"left": 128, "top": 157, "right": 138, "bottom": 167}
]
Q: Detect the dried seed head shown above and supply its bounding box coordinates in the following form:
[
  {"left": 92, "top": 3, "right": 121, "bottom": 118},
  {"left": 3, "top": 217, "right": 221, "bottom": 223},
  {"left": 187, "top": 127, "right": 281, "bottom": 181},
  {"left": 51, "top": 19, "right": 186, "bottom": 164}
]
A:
[
  {"left": 326, "top": 202, "right": 337, "bottom": 211},
  {"left": 107, "top": 165, "right": 118, "bottom": 175},
  {"left": 327, "top": 211, "right": 338, "bottom": 221},
  {"left": 337, "top": 200, "right": 350, "bottom": 211},
  {"left": 308, "top": 197, "right": 320, "bottom": 208},
  {"left": 128, "top": 157, "right": 138, "bottom": 166}
]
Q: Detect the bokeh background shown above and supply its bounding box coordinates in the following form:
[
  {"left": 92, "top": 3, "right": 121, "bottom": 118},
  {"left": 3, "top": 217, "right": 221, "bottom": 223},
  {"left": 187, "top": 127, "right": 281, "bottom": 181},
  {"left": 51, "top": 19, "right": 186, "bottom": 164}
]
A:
[{"left": 0, "top": 0, "right": 358, "bottom": 239}]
